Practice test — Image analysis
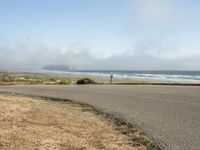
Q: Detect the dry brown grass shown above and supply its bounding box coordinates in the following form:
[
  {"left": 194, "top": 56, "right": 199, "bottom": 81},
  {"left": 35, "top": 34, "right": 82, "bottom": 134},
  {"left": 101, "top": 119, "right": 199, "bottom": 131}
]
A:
[{"left": 0, "top": 94, "right": 148, "bottom": 150}]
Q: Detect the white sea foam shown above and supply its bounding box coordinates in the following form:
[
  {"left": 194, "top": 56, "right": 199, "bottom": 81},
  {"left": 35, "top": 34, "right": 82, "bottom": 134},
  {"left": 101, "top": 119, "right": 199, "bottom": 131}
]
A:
[{"left": 37, "top": 70, "right": 200, "bottom": 83}]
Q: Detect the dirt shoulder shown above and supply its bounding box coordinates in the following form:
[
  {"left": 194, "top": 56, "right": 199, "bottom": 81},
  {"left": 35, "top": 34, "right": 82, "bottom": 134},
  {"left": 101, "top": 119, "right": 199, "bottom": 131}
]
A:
[{"left": 0, "top": 93, "right": 157, "bottom": 150}]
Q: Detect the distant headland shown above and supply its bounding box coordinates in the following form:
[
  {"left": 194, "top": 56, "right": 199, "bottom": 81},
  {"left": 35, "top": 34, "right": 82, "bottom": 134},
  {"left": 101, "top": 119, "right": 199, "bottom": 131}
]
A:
[{"left": 42, "top": 65, "right": 75, "bottom": 71}]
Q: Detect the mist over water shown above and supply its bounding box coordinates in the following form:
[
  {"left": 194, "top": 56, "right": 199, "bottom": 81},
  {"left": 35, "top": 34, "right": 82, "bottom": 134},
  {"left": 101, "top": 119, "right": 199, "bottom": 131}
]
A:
[
  {"left": 1, "top": 0, "right": 200, "bottom": 72},
  {"left": 39, "top": 70, "right": 200, "bottom": 83}
]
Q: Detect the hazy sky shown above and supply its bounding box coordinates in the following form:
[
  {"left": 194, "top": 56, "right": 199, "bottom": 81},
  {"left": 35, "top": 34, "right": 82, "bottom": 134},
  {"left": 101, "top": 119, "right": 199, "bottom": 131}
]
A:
[{"left": 0, "top": 0, "right": 200, "bottom": 70}]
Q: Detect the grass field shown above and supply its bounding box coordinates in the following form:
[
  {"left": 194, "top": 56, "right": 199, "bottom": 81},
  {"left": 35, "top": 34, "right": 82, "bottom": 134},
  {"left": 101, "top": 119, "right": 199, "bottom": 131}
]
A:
[
  {"left": 0, "top": 93, "right": 156, "bottom": 150},
  {"left": 0, "top": 72, "right": 75, "bottom": 85}
]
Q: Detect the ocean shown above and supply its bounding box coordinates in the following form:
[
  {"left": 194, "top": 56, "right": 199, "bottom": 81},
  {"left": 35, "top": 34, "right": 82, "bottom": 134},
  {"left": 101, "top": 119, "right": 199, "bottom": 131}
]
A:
[{"left": 40, "top": 70, "right": 200, "bottom": 83}]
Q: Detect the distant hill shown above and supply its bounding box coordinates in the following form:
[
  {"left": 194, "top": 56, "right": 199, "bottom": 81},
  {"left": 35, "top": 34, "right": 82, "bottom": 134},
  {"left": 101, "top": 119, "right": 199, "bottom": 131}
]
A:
[{"left": 43, "top": 65, "right": 74, "bottom": 71}]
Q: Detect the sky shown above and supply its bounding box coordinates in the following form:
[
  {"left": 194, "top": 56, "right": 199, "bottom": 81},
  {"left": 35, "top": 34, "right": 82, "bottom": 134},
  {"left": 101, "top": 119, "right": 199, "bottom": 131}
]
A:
[{"left": 0, "top": 0, "right": 200, "bottom": 70}]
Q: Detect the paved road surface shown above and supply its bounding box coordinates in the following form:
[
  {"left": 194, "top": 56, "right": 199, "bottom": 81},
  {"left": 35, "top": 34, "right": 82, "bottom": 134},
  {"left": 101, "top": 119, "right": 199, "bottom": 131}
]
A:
[{"left": 0, "top": 85, "right": 200, "bottom": 150}]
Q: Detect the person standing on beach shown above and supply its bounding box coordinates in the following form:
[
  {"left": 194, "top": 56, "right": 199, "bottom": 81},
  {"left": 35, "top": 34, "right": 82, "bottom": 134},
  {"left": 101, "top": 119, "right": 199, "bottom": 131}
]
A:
[{"left": 110, "top": 75, "right": 113, "bottom": 84}]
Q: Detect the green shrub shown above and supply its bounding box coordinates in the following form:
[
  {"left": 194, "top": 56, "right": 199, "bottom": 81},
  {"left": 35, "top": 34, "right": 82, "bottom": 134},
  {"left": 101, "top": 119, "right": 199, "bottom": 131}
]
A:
[
  {"left": 50, "top": 78, "right": 56, "bottom": 81},
  {"left": 76, "top": 78, "right": 96, "bottom": 84}
]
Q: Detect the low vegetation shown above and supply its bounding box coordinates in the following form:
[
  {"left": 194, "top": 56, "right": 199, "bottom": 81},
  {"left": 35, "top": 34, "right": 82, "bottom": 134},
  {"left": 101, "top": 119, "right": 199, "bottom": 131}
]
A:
[
  {"left": 0, "top": 72, "right": 75, "bottom": 85},
  {"left": 57, "top": 80, "right": 71, "bottom": 85},
  {"left": 0, "top": 93, "right": 158, "bottom": 150},
  {"left": 76, "top": 78, "right": 96, "bottom": 84},
  {"left": 0, "top": 72, "right": 98, "bottom": 85}
]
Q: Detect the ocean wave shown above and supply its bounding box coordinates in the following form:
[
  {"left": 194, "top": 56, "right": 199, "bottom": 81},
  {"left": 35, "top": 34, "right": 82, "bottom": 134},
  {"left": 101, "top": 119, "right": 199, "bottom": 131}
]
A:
[{"left": 38, "top": 70, "right": 200, "bottom": 83}]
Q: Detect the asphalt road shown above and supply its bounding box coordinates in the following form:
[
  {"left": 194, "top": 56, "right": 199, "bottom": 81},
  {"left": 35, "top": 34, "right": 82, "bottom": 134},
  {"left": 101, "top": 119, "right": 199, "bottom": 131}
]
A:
[{"left": 0, "top": 85, "right": 200, "bottom": 150}]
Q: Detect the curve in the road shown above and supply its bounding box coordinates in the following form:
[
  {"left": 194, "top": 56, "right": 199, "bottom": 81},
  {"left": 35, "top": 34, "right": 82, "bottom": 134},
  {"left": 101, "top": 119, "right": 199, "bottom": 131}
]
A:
[{"left": 0, "top": 85, "right": 200, "bottom": 150}]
